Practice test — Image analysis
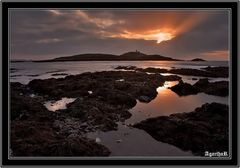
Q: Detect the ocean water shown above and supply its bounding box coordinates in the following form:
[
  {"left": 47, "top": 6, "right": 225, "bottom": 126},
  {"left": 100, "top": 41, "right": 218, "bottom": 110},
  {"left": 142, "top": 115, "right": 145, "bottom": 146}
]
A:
[
  {"left": 10, "top": 60, "right": 229, "bottom": 157},
  {"left": 10, "top": 60, "right": 228, "bottom": 84}
]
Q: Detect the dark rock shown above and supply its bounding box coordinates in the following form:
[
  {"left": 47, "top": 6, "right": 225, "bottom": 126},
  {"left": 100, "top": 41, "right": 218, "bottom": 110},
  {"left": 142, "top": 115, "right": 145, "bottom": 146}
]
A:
[
  {"left": 10, "top": 68, "right": 21, "bottom": 73},
  {"left": 10, "top": 75, "right": 22, "bottom": 77},
  {"left": 193, "top": 78, "right": 209, "bottom": 87},
  {"left": 51, "top": 73, "right": 69, "bottom": 76},
  {"left": 95, "top": 89, "right": 137, "bottom": 107},
  {"left": 65, "top": 98, "right": 130, "bottom": 131},
  {"left": 137, "top": 67, "right": 168, "bottom": 73},
  {"left": 11, "top": 82, "right": 28, "bottom": 95},
  {"left": 136, "top": 86, "right": 158, "bottom": 102},
  {"left": 169, "top": 68, "right": 219, "bottom": 77},
  {"left": 10, "top": 90, "right": 50, "bottom": 120},
  {"left": 46, "top": 137, "right": 110, "bottom": 156},
  {"left": 45, "top": 69, "right": 66, "bottom": 74},
  {"left": 10, "top": 83, "right": 111, "bottom": 156},
  {"left": 10, "top": 92, "right": 111, "bottom": 156},
  {"left": 170, "top": 67, "right": 229, "bottom": 77},
  {"left": 138, "top": 96, "right": 152, "bottom": 103},
  {"left": 193, "top": 78, "right": 229, "bottom": 97},
  {"left": 27, "top": 74, "right": 40, "bottom": 77},
  {"left": 191, "top": 58, "right": 206, "bottom": 61},
  {"left": 115, "top": 66, "right": 137, "bottom": 70},
  {"left": 201, "top": 66, "right": 229, "bottom": 78},
  {"left": 11, "top": 119, "right": 110, "bottom": 156},
  {"left": 170, "top": 80, "right": 199, "bottom": 96},
  {"left": 163, "top": 75, "right": 182, "bottom": 81},
  {"left": 28, "top": 71, "right": 165, "bottom": 101},
  {"left": 170, "top": 79, "right": 229, "bottom": 97},
  {"left": 133, "top": 103, "right": 229, "bottom": 156}
]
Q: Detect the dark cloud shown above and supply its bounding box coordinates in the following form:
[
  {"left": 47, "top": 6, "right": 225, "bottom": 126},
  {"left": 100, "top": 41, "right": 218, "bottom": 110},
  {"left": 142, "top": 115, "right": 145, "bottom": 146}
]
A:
[
  {"left": 152, "top": 11, "right": 229, "bottom": 59},
  {"left": 10, "top": 9, "right": 229, "bottom": 60}
]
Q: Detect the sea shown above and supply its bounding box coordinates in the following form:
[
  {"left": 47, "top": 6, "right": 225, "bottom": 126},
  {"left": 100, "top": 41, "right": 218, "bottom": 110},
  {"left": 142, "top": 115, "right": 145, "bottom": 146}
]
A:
[{"left": 10, "top": 60, "right": 229, "bottom": 157}]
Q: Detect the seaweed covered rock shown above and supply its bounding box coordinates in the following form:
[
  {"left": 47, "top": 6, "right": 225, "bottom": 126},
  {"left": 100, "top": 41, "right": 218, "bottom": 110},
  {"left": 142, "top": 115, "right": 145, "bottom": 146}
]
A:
[
  {"left": 94, "top": 89, "right": 137, "bottom": 107},
  {"left": 11, "top": 119, "right": 110, "bottom": 156},
  {"left": 65, "top": 97, "right": 131, "bottom": 131},
  {"left": 11, "top": 82, "right": 50, "bottom": 120},
  {"left": 45, "top": 137, "right": 110, "bottom": 156},
  {"left": 10, "top": 84, "right": 111, "bottom": 157},
  {"left": 28, "top": 71, "right": 166, "bottom": 101}
]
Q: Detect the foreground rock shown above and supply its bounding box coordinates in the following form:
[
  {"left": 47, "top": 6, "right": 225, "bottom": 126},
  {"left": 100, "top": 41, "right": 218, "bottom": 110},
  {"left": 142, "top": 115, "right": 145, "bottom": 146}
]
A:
[
  {"left": 10, "top": 84, "right": 110, "bottom": 156},
  {"left": 10, "top": 82, "right": 48, "bottom": 120},
  {"left": 194, "top": 78, "right": 228, "bottom": 96},
  {"left": 170, "top": 80, "right": 199, "bottom": 96},
  {"left": 11, "top": 119, "right": 110, "bottom": 156},
  {"left": 64, "top": 97, "right": 133, "bottom": 131},
  {"left": 134, "top": 103, "right": 229, "bottom": 156},
  {"left": 170, "top": 78, "right": 228, "bottom": 97},
  {"left": 115, "top": 66, "right": 229, "bottom": 78}
]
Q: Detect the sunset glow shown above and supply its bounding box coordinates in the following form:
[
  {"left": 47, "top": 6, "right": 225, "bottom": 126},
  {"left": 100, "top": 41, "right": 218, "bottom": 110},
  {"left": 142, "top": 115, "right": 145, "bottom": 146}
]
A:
[
  {"left": 156, "top": 32, "right": 174, "bottom": 44},
  {"left": 108, "top": 30, "right": 175, "bottom": 44},
  {"left": 10, "top": 9, "right": 229, "bottom": 60}
]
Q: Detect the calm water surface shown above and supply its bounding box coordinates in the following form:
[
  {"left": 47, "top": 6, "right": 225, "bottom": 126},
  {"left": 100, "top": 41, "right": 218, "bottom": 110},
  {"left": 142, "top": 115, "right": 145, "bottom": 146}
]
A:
[{"left": 10, "top": 61, "right": 228, "bottom": 84}]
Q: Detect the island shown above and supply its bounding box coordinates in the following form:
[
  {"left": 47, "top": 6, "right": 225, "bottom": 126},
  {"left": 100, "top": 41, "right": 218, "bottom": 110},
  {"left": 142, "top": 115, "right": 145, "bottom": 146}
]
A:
[
  {"left": 191, "top": 58, "right": 206, "bottom": 61},
  {"left": 35, "top": 51, "right": 181, "bottom": 62}
]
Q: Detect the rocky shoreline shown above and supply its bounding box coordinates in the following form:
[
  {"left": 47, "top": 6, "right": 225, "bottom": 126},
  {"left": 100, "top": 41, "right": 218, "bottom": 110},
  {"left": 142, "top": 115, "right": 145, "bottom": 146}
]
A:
[
  {"left": 11, "top": 70, "right": 181, "bottom": 156},
  {"left": 10, "top": 68, "right": 229, "bottom": 156}
]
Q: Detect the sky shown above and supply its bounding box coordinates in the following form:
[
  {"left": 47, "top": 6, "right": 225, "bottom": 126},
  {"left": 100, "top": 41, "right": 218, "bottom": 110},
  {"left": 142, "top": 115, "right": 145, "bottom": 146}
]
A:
[{"left": 10, "top": 9, "right": 229, "bottom": 61}]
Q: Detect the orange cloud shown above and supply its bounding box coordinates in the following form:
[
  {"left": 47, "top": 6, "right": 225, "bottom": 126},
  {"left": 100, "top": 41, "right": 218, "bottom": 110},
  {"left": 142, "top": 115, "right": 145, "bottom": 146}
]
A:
[
  {"left": 46, "top": 10, "right": 214, "bottom": 44},
  {"left": 105, "top": 11, "right": 214, "bottom": 44},
  {"left": 104, "top": 11, "right": 213, "bottom": 43},
  {"left": 200, "top": 50, "right": 229, "bottom": 60}
]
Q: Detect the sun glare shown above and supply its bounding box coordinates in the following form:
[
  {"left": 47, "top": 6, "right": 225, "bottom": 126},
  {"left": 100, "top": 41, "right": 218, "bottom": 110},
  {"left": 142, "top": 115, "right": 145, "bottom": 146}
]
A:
[
  {"left": 108, "top": 30, "right": 175, "bottom": 44},
  {"left": 155, "top": 32, "right": 174, "bottom": 44}
]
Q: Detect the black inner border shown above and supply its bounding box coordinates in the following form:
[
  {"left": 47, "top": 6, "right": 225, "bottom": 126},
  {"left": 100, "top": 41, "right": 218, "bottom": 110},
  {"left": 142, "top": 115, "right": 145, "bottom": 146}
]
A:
[{"left": 2, "top": 2, "right": 238, "bottom": 165}]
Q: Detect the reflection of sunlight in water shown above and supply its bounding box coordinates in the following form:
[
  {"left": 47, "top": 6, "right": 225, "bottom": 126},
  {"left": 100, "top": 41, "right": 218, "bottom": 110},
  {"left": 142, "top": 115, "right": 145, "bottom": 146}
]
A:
[
  {"left": 127, "top": 81, "right": 228, "bottom": 124},
  {"left": 44, "top": 97, "right": 76, "bottom": 112},
  {"left": 160, "top": 73, "right": 174, "bottom": 76},
  {"left": 157, "top": 81, "right": 178, "bottom": 92}
]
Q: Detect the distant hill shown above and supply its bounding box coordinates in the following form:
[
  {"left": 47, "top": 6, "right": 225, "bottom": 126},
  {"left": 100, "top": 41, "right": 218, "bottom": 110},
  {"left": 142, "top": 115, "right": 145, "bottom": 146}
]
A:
[
  {"left": 191, "top": 58, "right": 206, "bottom": 61},
  {"left": 36, "top": 51, "right": 180, "bottom": 62}
]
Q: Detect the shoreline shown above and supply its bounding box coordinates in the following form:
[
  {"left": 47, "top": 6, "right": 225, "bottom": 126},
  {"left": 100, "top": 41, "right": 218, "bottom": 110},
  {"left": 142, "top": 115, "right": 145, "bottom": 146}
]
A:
[{"left": 10, "top": 67, "right": 229, "bottom": 156}]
